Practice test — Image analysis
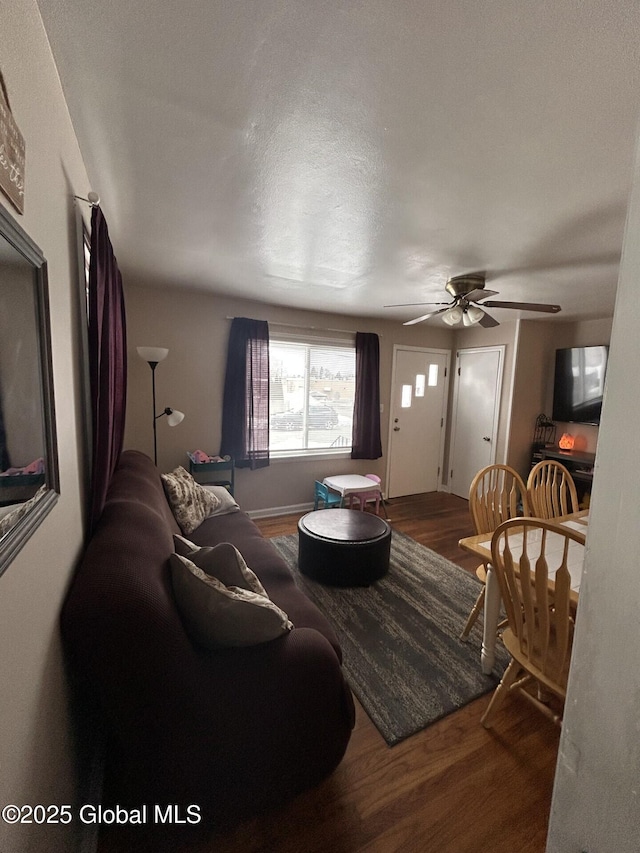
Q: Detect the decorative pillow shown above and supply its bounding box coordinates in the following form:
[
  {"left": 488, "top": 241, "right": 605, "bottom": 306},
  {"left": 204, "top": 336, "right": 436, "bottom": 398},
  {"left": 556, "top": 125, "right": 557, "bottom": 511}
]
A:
[
  {"left": 169, "top": 542, "right": 293, "bottom": 649},
  {"left": 202, "top": 485, "right": 240, "bottom": 517},
  {"left": 173, "top": 535, "right": 266, "bottom": 593},
  {"left": 161, "top": 466, "right": 221, "bottom": 534}
]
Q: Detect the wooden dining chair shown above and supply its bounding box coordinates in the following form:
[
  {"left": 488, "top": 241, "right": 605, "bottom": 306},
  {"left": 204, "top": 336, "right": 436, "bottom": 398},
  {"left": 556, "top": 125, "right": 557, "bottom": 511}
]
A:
[
  {"left": 527, "top": 459, "right": 579, "bottom": 519},
  {"left": 460, "top": 464, "right": 529, "bottom": 640},
  {"left": 481, "top": 518, "right": 586, "bottom": 728}
]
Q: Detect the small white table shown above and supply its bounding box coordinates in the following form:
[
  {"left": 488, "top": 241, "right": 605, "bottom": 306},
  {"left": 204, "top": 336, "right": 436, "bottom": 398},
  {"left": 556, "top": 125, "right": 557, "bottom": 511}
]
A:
[
  {"left": 459, "top": 512, "right": 589, "bottom": 674},
  {"left": 323, "top": 474, "right": 388, "bottom": 518}
]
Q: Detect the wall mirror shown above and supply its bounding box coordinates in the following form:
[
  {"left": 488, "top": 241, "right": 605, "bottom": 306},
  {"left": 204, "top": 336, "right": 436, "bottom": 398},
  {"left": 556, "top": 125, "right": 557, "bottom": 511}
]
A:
[{"left": 0, "top": 203, "right": 59, "bottom": 576}]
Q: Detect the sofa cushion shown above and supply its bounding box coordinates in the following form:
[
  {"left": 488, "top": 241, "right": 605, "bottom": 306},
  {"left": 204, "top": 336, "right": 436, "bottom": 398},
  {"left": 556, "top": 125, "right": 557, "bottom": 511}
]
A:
[
  {"left": 173, "top": 534, "right": 266, "bottom": 593},
  {"left": 190, "top": 509, "right": 344, "bottom": 659},
  {"left": 202, "top": 485, "right": 240, "bottom": 516},
  {"left": 161, "top": 466, "right": 220, "bottom": 533},
  {"left": 169, "top": 542, "right": 294, "bottom": 649}
]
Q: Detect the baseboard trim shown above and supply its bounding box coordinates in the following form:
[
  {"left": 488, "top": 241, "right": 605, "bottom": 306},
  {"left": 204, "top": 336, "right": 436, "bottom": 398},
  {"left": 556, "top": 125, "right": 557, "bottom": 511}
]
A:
[{"left": 248, "top": 502, "right": 314, "bottom": 519}]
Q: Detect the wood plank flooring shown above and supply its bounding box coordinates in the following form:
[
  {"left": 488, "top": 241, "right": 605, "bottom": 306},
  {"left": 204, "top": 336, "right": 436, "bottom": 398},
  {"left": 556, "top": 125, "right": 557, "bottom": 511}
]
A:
[{"left": 99, "top": 493, "right": 560, "bottom": 853}]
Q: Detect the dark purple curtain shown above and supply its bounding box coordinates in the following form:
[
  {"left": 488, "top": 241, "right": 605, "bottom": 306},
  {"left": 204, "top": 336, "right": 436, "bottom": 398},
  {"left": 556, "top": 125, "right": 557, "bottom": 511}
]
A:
[
  {"left": 220, "top": 318, "right": 269, "bottom": 469},
  {"left": 88, "top": 206, "right": 127, "bottom": 531},
  {"left": 351, "top": 332, "right": 382, "bottom": 459}
]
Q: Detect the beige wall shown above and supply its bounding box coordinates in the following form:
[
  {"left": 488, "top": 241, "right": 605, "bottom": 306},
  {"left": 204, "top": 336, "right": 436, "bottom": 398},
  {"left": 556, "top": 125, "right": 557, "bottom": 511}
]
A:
[
  {"left": 544, "top": 317, "right": 613, "bottom": 454},
  {"left": 547, "top": 124, "right": 640, "bottom": 853},
  {"left": 123, "top": 284, "right": 457, "bottom": 511},
  {"left": 0, "top": 2, "right": 91, "bottom": 852},
  {"left": 507, "top": 320, "right": 557, "bottom": 478},
  {"left": 124, "top": 284, "right": 608, "bottom": 510},
  {"left": 505, "top": 316, "right": 613, "bottom": 478}
]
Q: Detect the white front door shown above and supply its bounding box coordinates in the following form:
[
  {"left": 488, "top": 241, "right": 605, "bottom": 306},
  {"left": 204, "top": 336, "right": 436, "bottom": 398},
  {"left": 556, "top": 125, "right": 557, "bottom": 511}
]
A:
[
  {"left": 449, "top": 347, "right": 504, "bottom": 499},
  {"left": 386, "top": 347, "right": 450, "bottom": 499}
]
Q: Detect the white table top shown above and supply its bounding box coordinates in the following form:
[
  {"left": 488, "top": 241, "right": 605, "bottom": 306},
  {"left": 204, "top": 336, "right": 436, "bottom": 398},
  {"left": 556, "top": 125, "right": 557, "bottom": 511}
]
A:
[
  {"left": 323, "top": 474, "right": 381, "bottom": 495},
  {"left": 475, "top": 515, "right": 589, "bottom": 593}
]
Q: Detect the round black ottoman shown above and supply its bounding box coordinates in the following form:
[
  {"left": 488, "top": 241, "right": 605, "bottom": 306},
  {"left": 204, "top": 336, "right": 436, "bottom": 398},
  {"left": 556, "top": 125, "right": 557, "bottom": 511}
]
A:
[{"left": 298, "top": 508, "right": 391, "bottom": 587}]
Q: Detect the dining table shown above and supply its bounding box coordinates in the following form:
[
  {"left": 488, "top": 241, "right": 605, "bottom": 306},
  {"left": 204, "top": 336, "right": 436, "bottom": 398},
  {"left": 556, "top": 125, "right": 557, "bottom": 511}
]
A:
[{"left": 458, "top": 509, "right": 589, "bottom": 674}]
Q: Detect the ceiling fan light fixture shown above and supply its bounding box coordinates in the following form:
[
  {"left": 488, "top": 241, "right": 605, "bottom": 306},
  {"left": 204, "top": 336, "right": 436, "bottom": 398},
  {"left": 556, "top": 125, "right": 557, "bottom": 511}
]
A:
[
  {"left": 442, "top": 305, "right": 464, "bottom": 326},
  {"left": 463, "top": 305, "right": 485, "bottom": 326}
]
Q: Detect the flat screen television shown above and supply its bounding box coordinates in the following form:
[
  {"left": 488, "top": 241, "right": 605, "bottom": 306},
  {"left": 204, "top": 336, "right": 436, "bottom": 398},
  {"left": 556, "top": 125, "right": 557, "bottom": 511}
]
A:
[{"left": 552, "top": 345, "right": 609, "bottom": 425}]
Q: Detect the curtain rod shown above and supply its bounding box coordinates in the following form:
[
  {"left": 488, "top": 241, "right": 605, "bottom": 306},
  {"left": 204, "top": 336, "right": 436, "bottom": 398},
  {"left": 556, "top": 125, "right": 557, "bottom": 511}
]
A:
[
  {"left": 73, "top": 191, "right": 101, "bottom": 207},
  {"left": 226, "top": 317, "right": 381, "bottom": 336}
]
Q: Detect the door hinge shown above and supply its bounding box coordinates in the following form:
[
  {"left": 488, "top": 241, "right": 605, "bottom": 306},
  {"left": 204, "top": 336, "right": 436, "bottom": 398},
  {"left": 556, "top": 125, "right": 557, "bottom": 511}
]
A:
[
  {"left": 437, "top": 466, "right": 441, "bottom": 476},
  {"left": 440, "top": 417, "right": 443, "bottom": 428},
  {"left": 457, "top": 366, "right": 461, "bottom": 376},
  {"left": 450, "top": 469, "right": 454, "bottom": 479},
  {"left": 444, "top": 366, "right": 447, "bottom": 377}
]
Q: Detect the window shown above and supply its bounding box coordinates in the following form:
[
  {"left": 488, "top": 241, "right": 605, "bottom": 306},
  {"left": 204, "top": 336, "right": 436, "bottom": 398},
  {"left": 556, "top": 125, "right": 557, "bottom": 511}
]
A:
[{"left": 269, "top": 338, "right": 356, "bottom": 455}]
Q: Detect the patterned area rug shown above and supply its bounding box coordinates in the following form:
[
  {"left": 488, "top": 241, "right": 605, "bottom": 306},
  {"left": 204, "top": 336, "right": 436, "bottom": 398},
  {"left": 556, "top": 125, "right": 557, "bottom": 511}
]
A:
[{"left": 271, "top": 529, "right": 508, "bottom": 746}]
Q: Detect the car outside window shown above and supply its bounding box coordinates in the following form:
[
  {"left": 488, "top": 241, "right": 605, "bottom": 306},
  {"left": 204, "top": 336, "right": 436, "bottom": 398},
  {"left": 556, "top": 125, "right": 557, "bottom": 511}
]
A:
[{"left": 269, "top": 340, "right": 355, "bottom": 455}]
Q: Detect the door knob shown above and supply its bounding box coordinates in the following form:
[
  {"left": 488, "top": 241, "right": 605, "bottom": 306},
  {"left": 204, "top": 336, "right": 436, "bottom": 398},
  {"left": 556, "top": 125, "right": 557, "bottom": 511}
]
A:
[
  {"left": 394, "top": 427, "right": 400, "bottom": 432},
  {"left": 483, "top": 436, "right": 491, "bottom": 442}
]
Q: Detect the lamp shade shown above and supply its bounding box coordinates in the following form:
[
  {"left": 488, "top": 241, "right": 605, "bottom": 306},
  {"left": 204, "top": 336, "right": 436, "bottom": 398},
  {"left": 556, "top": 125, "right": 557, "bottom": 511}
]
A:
[
  {"left": 137, "top": 346, "right": 169, "bottom": 363},
  {"left": 463, "top": 305, "right": 485, "bottom": 326},
  {"left": 442, "top": 305, "right": 464, "bottom": 326},
  {"left": 166, "top": 409, "right": 185, "bottom": 427}
]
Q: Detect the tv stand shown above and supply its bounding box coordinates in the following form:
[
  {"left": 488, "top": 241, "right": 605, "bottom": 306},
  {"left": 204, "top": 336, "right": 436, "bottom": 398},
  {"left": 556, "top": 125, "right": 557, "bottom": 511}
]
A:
[{"left": 530, "top": 446, "right": 595, "bottom": 506}]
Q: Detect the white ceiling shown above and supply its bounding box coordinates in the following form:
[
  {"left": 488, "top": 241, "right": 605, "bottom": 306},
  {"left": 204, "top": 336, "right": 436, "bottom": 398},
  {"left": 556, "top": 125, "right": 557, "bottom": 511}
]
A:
[{"left": 37, "top": 0, "right": 640, "bottom": 326}]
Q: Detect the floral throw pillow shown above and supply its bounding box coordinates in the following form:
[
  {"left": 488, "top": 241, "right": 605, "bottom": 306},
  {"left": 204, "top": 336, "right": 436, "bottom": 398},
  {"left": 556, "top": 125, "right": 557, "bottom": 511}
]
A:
[{"left": 161, "top": 466, "right": 221, "bottom": 534}]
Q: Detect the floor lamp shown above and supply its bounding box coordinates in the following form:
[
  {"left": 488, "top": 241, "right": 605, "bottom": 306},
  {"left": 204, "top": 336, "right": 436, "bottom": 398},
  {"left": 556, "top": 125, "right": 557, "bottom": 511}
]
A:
[{"left": 137, "top": 347, "right": 185, "bottom": 465}]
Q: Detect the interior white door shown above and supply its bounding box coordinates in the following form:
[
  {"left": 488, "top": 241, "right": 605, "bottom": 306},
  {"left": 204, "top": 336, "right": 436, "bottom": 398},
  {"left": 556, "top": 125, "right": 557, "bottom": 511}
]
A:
[
  {"left": 449, "top": 347, "right": 504, "bottom": 499},
  {"left": 387, "top": 347, "right": 449, "bottom": 498}
]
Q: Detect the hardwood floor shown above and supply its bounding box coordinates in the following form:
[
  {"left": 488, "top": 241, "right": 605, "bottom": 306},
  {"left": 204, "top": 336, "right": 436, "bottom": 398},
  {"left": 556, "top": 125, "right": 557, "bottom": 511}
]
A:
[{"left": 99, "top": 493, "right": 561, "bottom": 853}]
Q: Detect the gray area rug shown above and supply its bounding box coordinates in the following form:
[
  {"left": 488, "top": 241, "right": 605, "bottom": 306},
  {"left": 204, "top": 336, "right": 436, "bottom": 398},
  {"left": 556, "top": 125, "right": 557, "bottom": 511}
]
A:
[{"left": 271, "top": 529, "right": 508, "bottom": 746}]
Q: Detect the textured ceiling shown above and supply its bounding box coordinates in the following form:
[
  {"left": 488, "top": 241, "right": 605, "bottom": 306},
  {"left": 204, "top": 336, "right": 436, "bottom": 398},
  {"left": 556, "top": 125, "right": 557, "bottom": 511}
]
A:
[{"left": 37, "top": 0, "right": 640, "bottom": 325}]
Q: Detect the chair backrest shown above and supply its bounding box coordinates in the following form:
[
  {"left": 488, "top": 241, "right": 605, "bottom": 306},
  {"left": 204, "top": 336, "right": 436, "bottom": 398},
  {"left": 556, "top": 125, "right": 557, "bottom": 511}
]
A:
[
  {"left": 314, "top": 481, "right": 340, "bottom": 509},
  {"left": 527, "top": 460, "right": 579, "bottom": 519},
  {"left": 315, "top": 481, "right": 329, "bottom": 501},
  {"left": 468, "top": 464, "right": 529, "bottom": 536},
  {"left": 491, "top": 518, "right": 585, "bottom": 689}
]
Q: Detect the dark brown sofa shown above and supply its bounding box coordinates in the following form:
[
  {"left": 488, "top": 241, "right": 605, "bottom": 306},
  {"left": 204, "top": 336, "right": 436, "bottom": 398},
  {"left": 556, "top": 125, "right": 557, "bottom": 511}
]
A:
[{"left": 61, "top": 450, "right": 354, "bottom": 830}]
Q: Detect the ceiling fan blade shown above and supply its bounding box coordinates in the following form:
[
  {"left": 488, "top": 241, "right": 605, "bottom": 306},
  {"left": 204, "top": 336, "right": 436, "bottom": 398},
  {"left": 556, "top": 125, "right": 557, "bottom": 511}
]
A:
[
  {"left": 481, "top": 300, "right": 562, "bottom": 313},
  {"left": 479, "top": 311, "right": 500, "bottom": 328},
  {"left": 403, "top": 306, "right": 451, "bottom": 326},
  {"left": 466, "top": 289, "right": 499, "bottom": 302},
  {"left": 384, "top": 301, "right": 450, "bottom": 308}
]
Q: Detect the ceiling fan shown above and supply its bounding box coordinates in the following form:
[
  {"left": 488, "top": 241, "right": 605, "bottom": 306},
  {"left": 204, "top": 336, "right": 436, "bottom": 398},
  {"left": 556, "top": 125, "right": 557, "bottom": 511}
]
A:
[{"left": 385, "top": 273, "right": 562, "bottom": 327}]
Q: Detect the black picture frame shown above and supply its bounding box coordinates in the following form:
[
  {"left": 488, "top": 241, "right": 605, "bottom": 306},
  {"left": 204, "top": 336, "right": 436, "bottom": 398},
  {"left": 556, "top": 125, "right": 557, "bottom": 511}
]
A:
[{"left": 0, "top": 202, "right": 59, "bottom": 576}]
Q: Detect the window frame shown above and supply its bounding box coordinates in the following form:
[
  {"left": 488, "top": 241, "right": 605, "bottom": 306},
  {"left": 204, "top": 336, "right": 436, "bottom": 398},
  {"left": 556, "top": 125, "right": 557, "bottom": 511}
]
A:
[{"left": 268, "top": 332, "right": 356, "bottom": 460}]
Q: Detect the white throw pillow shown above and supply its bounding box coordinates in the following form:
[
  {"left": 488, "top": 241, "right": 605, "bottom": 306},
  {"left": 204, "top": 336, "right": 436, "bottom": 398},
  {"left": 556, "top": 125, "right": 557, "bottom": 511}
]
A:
[
  {"left": 202, "top": 485, "right": 240, "bottom": 517},
  {"left": 169, "top": 541, "right": 293, "bottom": 649},
  {"left": 161, "top": 466, "right": 221, "bottom": 534}
]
